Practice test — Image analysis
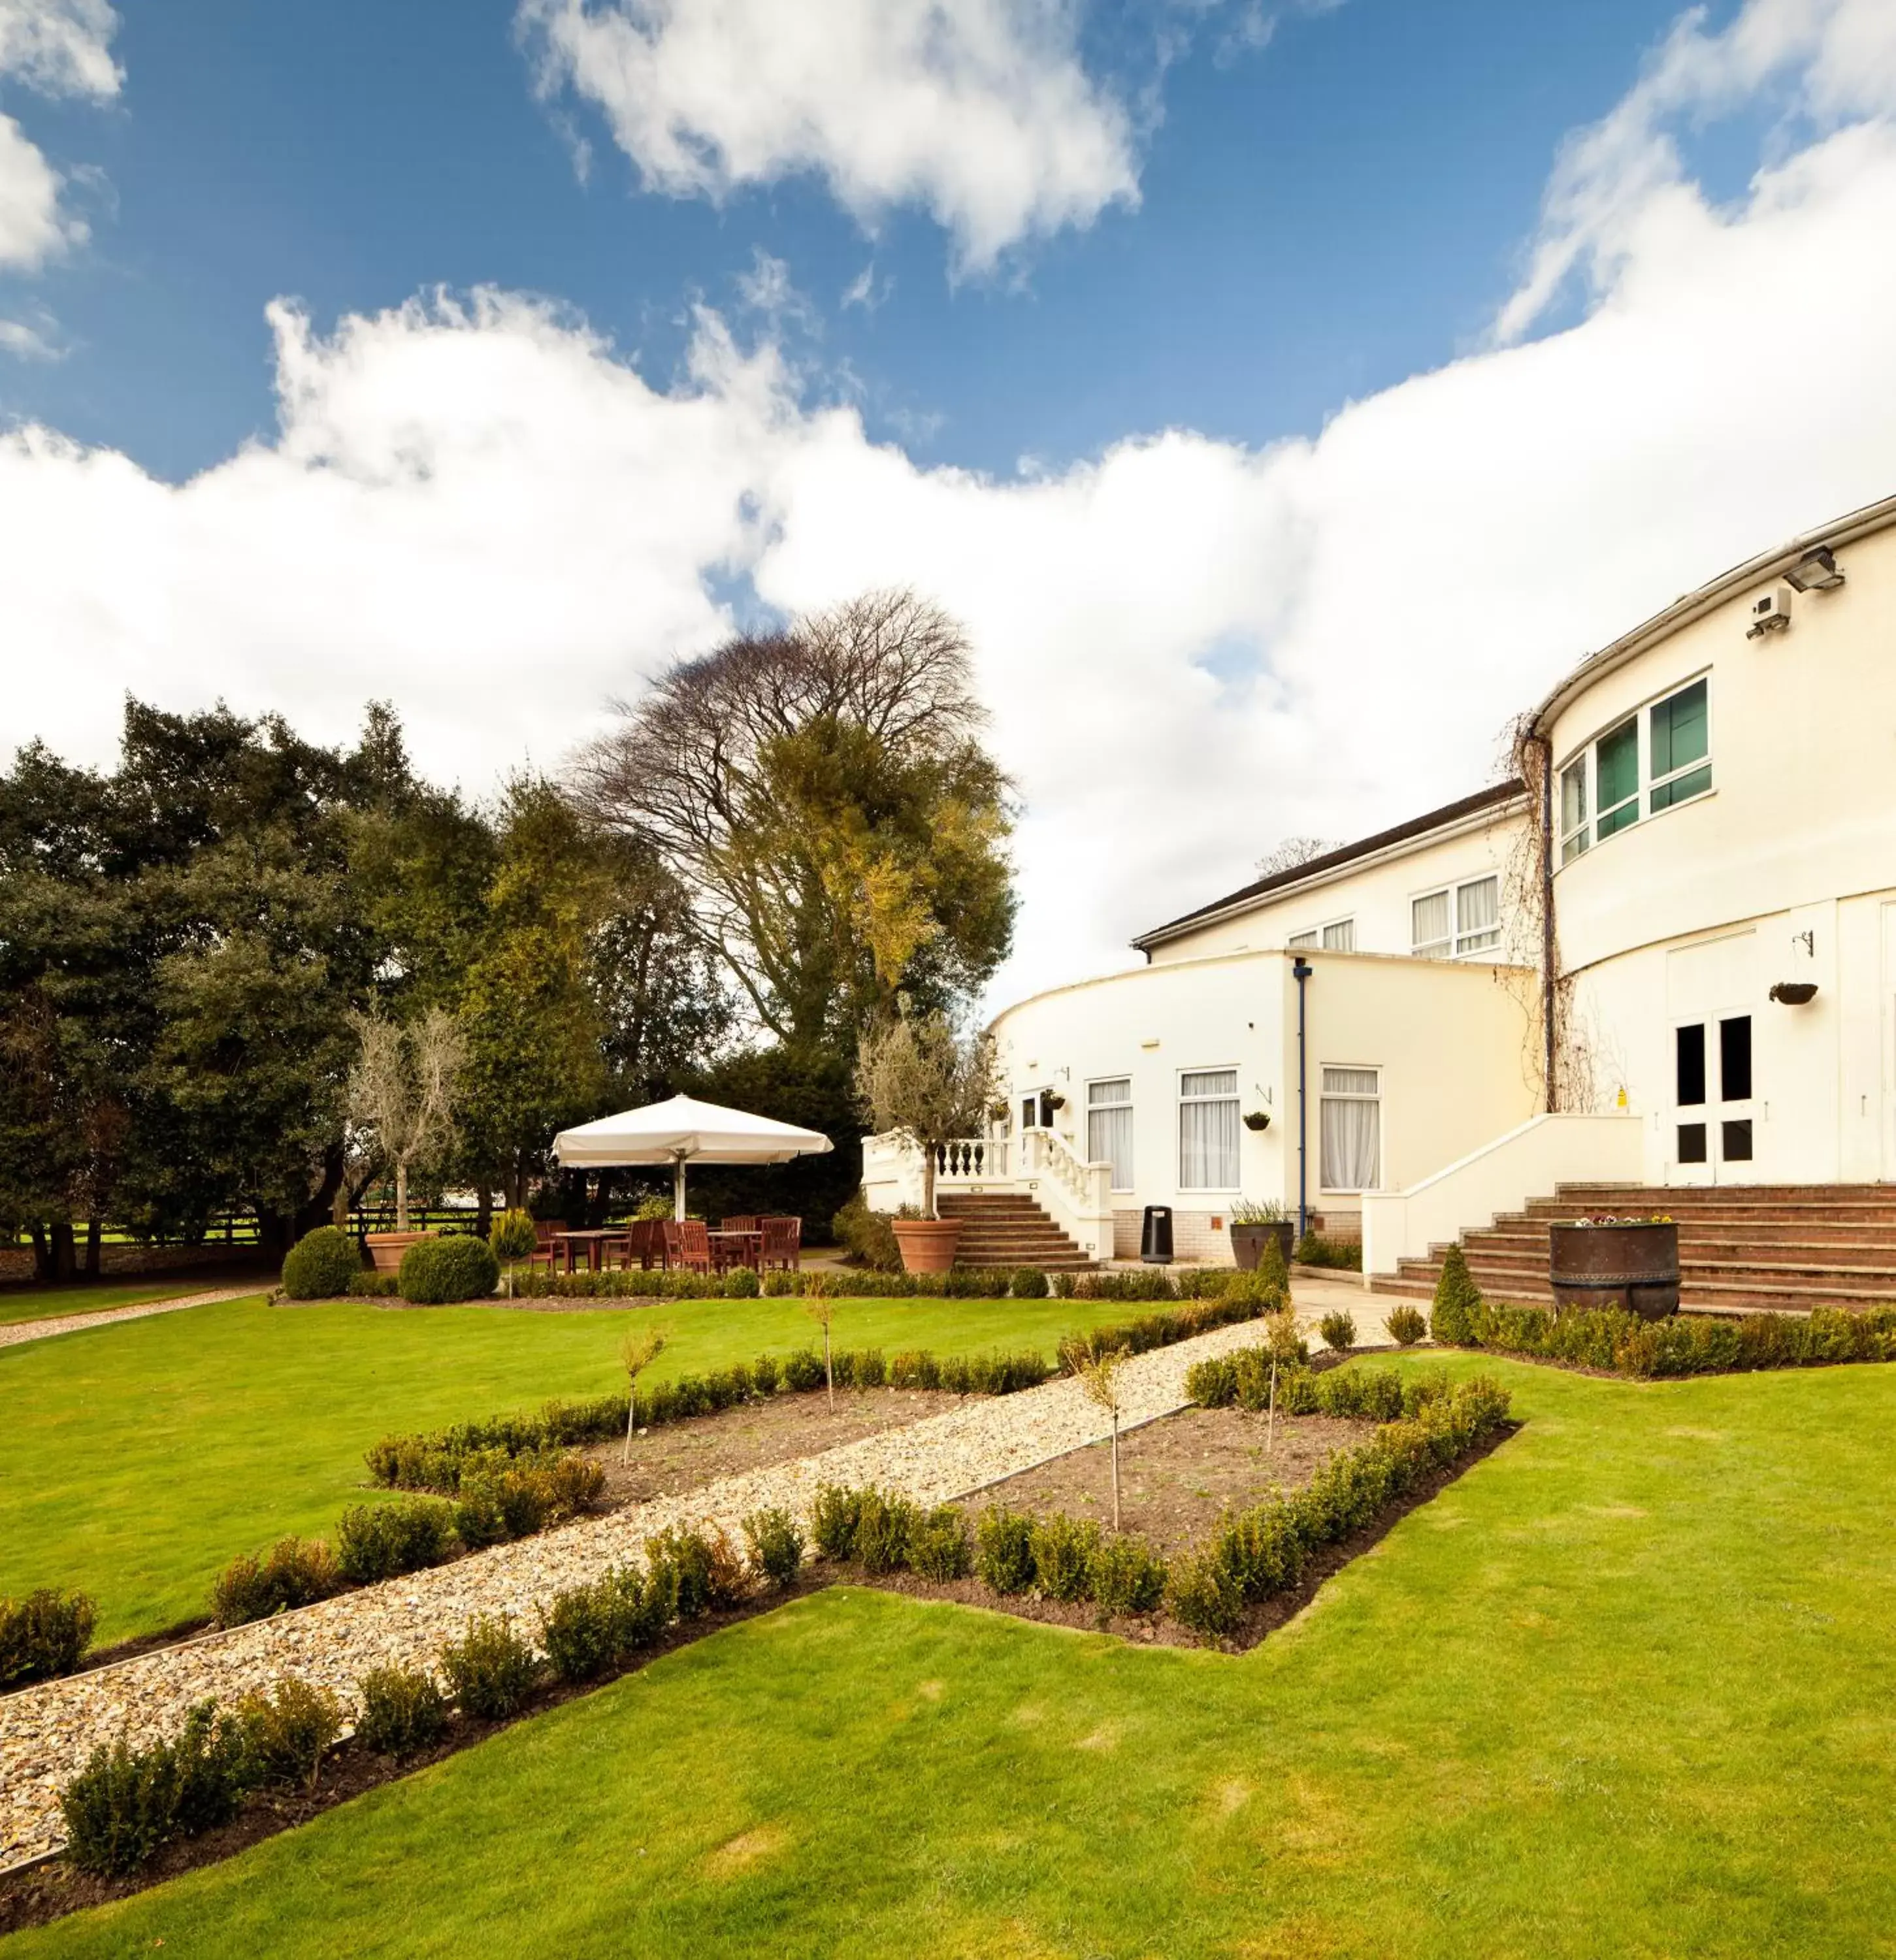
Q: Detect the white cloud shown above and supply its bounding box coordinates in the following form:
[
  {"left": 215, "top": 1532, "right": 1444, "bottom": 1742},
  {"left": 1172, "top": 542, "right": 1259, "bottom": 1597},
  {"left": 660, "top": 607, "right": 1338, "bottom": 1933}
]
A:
[
  {"left": 0, "top": 0, "right": 119, "bottom": 276},
  {"left": 5, "top": 0, "right": 1896, "bottom": 1006},
  {"left": 514, "top": 0, "right": 1139, "bottom": 272}
]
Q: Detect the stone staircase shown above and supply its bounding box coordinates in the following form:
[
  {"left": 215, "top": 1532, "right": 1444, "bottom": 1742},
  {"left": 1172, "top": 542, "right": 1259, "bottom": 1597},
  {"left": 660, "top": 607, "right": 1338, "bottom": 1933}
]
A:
[
  {"left": 1381, "top": 1183, "right": 1896, "bottom": 1316},
  {"left": 934, "top": 1191, "right": 1096, "bottom": 1272}
]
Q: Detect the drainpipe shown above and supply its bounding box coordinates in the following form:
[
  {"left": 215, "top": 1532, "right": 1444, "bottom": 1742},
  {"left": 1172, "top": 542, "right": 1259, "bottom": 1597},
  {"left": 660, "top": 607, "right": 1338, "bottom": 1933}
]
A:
[
  {"left": 1293, "top": 956, "right": 1314, "bottom": 1240},
  {"left": 1534, "top": 732, "right": 1557, "bottom": 1113}
]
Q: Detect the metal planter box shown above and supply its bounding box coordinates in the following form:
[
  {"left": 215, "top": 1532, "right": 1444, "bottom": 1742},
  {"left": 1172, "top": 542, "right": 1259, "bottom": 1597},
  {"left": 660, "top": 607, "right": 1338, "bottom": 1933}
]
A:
[{"left": 1549, "top": 1220, "right": 1680, "bottom": 1322}]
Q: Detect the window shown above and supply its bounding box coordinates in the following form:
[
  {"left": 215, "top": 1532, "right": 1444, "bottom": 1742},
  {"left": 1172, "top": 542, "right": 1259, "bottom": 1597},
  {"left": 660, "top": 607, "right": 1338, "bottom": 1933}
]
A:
[
  {"left": 1411, "top": 890, "right": 1452, "bottom": 959},
  {"left": 1087, "top": 1078, "right": 1134, "bottom": 1192},
  {"left": 1560, "top": 757, "right": 1588, "bottom": 864},
  {"left": 1321, "top": 919, "right": 1355, "bottom": 952},
  {"left": 1287, "top": 930, "right": 1318, "bottom": 949},
  {"left": 1178, "top": 1068, "right": 1240, "bottom": 1190},
  {"left": 1650, "top": 679, "right": 1710, "bottom": 813},
  {"left": 1720, "top": 1016, "right": 1752, "bottom": 1102},
  {"left": 1412, "top": 877, "right": 1500, "bottom": 959},
  {"left": 1595, "top": 717, "right": 1639, "bottom": 839},
  {"left": 1560, "top": 677, "right": 1712, "bottom": 860},
  {"left": 1320, "top": 1067, "right": 1381, "bottom": 1191}
]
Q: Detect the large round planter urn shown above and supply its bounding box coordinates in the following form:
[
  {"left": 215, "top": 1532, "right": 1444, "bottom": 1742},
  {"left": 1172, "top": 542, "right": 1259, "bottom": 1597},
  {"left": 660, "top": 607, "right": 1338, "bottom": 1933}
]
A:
[
  {"left": 1548, "top": 1220, "right": 1680, "bottom": 1321},
  {"left": 892, "top": 1218, "right": 964, "bottom": 1275},
  {"left": 1230, "top": 1221, "right": 1294, "bottom": 1273},
  {"left": 365, "top": 1230, "right": 433, "bottom": 1274}
]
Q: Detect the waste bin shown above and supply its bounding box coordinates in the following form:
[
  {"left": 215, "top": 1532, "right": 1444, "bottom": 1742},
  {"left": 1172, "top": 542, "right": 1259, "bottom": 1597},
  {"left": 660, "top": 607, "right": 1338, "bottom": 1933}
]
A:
[{"left": 1139, "top": 1205, "right": 1174, "bottom": 1266}]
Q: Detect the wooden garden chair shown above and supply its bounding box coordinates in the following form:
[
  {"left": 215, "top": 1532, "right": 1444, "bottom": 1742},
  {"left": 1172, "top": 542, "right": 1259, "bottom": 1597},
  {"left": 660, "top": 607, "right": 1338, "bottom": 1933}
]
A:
[{"left": 760, "top": 1216, "right": 801, "bottom": 1273}]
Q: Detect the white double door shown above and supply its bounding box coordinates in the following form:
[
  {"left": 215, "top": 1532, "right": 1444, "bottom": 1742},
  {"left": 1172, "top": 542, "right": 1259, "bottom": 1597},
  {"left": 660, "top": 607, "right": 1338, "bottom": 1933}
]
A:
[{"left": 1667, "top": 932, "right": 1756, "bottom": 1186}]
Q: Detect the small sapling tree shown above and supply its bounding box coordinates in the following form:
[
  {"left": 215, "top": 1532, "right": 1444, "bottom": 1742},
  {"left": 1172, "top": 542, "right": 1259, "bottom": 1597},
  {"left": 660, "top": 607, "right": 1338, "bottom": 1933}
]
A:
[
  {"left": 1074, "top": 1346, "right": 1130, "bottom": 1530},
  {"left": 621, "top": 1328, "right": 667, "bottom": 1465},
  {"left": 803, "top": 1275, "right": 837, "bottom": 1412},
  {"left": 855, "top": 1006, "right": 1002, "bottom": 1220}
]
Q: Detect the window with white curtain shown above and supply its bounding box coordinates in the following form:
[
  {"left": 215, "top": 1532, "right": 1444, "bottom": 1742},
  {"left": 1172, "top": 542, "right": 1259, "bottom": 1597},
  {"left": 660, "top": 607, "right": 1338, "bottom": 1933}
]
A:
[
  {"left": 1086, "top": 1078, "right": 1134, "bottom": 1191},
  {"left": 1287, "top": 930, "right": 1318, "bottom": 949},
  {"left": 1321, "top": 919, "right": 1355, "bottom": 951},
  {"left": 1319, "top": 1066, "right": 1381, "bottom": 1190},
  {"left": 1178, "top": 1068, "right": 1240, "bottom": 1190},
  {"left": 1412, "top": 877, "right": 1500, "bottom": 958}
]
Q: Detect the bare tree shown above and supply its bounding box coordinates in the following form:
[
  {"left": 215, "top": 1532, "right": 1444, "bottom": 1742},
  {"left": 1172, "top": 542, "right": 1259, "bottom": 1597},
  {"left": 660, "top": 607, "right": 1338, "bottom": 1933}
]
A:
[
  {"left": 621, "top": 1328, "right": 667, "bottom": 1465},
  {"left": 346, "top": 1007, "right": 466, "bottom": 1231},
  {"left": 1073, "top": 1347, "right": 1130, "bottom": 1529},
  {"left": 1254, "top": 836, "right": 1343, "bottom": 880},
  {"left": 855, "top": 1008, "right": 1001, "bottom": 1219},
  {"left": 803, "top": 1276, "right": 838, "bottom": 1413},
  {"left": 569, "top": 589, "right": 1014, "bottom": 1051}
]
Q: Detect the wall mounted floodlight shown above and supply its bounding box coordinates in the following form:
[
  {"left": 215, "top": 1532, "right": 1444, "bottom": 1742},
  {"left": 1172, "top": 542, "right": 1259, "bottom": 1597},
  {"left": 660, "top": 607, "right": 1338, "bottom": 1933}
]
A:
[{"left": 1783, "top": 546, "right": 1845, "bottom": 593}]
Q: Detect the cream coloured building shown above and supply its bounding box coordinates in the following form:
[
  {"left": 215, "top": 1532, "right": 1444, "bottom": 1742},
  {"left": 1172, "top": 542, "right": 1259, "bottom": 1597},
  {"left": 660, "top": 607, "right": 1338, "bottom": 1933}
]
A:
[{"left": 866, "top": 491, "right": 1896, "bottom": 1282}]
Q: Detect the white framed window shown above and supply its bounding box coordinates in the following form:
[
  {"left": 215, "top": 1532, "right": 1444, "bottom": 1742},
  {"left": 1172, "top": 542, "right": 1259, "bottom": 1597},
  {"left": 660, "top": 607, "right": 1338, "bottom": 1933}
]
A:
[
  {"left": 1411, "top": 876, "right": 1499, "bottom": 959},
  {"left": 1287, "top": 930, "right": 1318, "bottom": 949},
  {"left": 1321, "top": 919, "right": 1355, "bottom": 952},
  {"left": 1559, "top": 675, "right": 1712, "bottom": 862},
  {"left": 1319, "top": 1066, "right": 1381, "bottom": 1191},
  {"left": 1086, "top": 1077, "right": 1134, "bottom": 1192},
  {"left": 1178, "top": 1068, "right": 1240, "bottom": 1190}
]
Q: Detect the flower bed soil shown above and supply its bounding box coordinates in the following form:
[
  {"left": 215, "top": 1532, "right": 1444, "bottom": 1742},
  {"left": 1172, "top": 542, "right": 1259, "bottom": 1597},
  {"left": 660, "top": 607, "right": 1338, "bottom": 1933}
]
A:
[{"left": 587, "top": 1388, "right": 970, "bottom": 1509}]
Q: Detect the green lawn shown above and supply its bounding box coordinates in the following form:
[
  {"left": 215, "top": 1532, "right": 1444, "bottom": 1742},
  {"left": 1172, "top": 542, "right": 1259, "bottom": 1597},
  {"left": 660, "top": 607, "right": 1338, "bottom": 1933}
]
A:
[
  {"left": 0, "top": 1280, "right": 225, "bottom": 1328},
  {"left": 0, "top": 1292, "right": 1135, "bottom": 1644},
  {"left": 12, "top": 1354, "right": 1896, "bottom": 1957}
]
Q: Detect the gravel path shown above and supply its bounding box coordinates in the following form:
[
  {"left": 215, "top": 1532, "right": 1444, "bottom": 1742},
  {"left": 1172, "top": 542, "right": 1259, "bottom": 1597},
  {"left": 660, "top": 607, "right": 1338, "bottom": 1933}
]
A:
[
  {"left": 0, "top": 1288, "right": 263, "bottom": 1352},
  {"left": 0, "top": 1316, "right": 1273, "bottom": 1865}
]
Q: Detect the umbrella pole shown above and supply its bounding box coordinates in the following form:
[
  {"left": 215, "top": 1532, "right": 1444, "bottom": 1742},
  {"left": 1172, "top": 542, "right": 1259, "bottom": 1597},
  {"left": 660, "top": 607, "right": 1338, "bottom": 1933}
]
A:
[{"left": 674, "top": 1155, "right": 687, "bottom": 1223}]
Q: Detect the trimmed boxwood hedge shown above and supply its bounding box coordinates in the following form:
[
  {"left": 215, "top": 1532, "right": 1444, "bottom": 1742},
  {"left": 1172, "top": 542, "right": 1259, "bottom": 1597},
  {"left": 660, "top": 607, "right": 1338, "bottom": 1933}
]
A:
[
  {"left": 280, "top": 1225, "right": 363, "bottom": 1300},
  {"left": 397, "top": 1234, "right": 501, "bottom": 1305}
]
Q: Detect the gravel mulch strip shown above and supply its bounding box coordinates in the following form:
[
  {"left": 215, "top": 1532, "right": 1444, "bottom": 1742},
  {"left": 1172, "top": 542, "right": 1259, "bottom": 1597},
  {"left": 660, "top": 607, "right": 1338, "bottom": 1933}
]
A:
[
  {"left": 0, "top": 1288, "right": 263, "bottom": 1351},
  {"left": 0, "top": 1316, "right": 1271, "bottom": 1864}
]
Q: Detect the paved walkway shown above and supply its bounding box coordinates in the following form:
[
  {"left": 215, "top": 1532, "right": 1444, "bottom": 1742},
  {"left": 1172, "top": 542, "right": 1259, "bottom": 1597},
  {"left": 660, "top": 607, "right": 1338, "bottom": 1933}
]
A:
[
  {"left": 0, "top": 1286, "right": 265, "bottom": 1352},
  {"left": 0, "top": 1315, "right": 1289, "bottom": 1865}
]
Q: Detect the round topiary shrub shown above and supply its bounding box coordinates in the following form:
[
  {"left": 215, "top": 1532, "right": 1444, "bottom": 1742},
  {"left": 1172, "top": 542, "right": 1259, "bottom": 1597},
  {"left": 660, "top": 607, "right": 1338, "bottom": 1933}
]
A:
[
  {"left": 398, "top": 1234, "right": 500, "bottom": 1305},
  {"left": 281, "top": 1225, "right": 363, "bottom": 1300},
  {"left": 489, "top": 1208, "right": 538, "bottom": 1264}
]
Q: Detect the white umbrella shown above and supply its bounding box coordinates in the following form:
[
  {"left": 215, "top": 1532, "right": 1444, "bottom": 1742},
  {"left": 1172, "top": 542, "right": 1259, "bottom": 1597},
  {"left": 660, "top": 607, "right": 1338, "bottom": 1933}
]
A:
[{"left": 551, "top": 1094, "right": 834, "bottom": 1220}]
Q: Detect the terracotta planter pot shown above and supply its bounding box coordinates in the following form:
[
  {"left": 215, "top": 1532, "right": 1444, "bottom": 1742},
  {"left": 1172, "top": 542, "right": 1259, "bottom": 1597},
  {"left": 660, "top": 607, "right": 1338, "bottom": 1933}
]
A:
[
  {"left": 365, "top": 1230, "right": 434, "bottom": 1274},
  {"left": 1230, "top": 1221, "right": 1294, "bottom": 1273},
  {"left": 1549, "top": 1220, "right": 1679, "bottom": 1321},
  {"left": 891, "top": 1218, "right": 964, "bottom": 1275}
]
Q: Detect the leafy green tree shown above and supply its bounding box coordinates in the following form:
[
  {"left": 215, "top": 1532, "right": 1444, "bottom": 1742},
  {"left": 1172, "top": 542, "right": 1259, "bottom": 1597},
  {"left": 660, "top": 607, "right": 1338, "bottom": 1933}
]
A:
[{"left": 571, "top": 589, "right": 1016, "bottom": 1064}]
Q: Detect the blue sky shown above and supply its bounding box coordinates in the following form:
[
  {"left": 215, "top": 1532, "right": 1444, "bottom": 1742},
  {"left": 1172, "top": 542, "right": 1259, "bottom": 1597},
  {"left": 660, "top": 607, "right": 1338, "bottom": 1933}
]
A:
[
  {"left": 3, "top": 0, "right": 1894, "bottom": 998},
  {"left": 6, "top": 0, "right": 1691, "bottom": 483}
]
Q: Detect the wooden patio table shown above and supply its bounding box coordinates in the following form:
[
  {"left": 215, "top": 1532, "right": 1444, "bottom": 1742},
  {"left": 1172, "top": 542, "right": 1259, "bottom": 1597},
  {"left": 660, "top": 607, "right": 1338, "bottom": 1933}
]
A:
[
  {"left": 706, "top": 1229, "right": 762, "bottom": 1273},
  {"left": 551, "top": 1229, "right": 624, "bottom": 1275}
]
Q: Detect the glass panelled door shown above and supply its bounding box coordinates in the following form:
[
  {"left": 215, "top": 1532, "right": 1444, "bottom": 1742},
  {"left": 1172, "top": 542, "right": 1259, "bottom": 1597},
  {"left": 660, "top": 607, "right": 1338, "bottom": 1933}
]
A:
[{"left": 1674, "top": 1015, "right": 1754, "bottom": 1183}]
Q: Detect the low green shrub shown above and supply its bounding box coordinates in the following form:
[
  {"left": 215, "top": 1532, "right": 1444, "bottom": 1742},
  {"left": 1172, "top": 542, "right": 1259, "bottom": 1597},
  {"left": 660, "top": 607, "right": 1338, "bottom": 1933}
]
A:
[
  {"left": 832, "top": 1191, "right": 902, "bottom": 1271},
  {"left": 887, "top": 1348, "right": 940, "bottom": 1389},
  {"left": 1010, "top": 1266, "right": 1049, "bottom": 1299},
  {"left": 212, "top": 1538, "right": 343, "bottom": 1626},
  {"left": 334, "top": 1497, "right": 457, "bottom": 1584},
  {"left": 1028, "top": 1514, "right": 1099, "bottom": 1603},
  {"left": 1166, "top": 1551, "right": 1246, "bottom": 1641},
  {"left": 508, "top": 1261, "right": 1039, "bottom": 1301},
  {"left": 975, "top": 1508, "right": 1036, "bottom": 1593},
  {"left": 1318, "top": 1309, "right": 1358, "bottom": 1352},
  {"left": 907, "top": 1506, "right": 972, "bottom": 1581},
  {"left": 237, "top": 1677, "right": 344, "bottom": 1791},
  {"left": 724, "top": 1265, "right": 760, "bottom": 1298},
  {"left": 353, "top": 1664, "right": 450, "bottom": 1757},
  {"left": 539, "top": 1576, "right": 631, "bottom": 1684},
  {"left": 751, "top": 1352, "right": 782, "bottom": 1394},
  {"left": 1088, "top": 1533, "right": 1167, "bottom": 1619},
  {"left": 280, "top": 1224, "right": 363, "bottom": 1300},
  {"left": 646, "top": 1526, "right": 749, "bottom": 1616},
  {"left": 489, "top": 1208, "right": 538, "bottom": 1264},
  {"left": 853, "top": 1490, "right": 921, "bottom": 1575},
  {"left": 1183, "top": 1354, "right": 1239, "bottom": 1407},
  {"left": 60, "top": 1703, "right": 248, "bottom": 1877},
  {"left": 1386, "top": 1304, "right": 1428, "bottom": 1346},
  {"left": 398, "top": 1233, "right": 501, "bottom": 1305},
  {"left": 1294, "top": 1232, "right": 1362, "bottom": 1271},
  {"left": 439, "top": 1614, "right": 538, "bottom": 1719},
  {"left": 1430, "top": 1244, "right": 1482, "bottom": 1345},
  {"left": 782, "top": 1347, "right": 826, "bottom": 1392},
  {"left": 1056, "top": 1291, "right": 1273, "bottom": 1373},
  {"left": 840, "top": 1347, "right": 887, "bottom": 1389},
  {"left": 0, "top": 1586, "right": 97, "bottom": 1686},
  {"left": 811, "top": 1484, "right": 863, "bottom": 1560},
  {"left": 345, "top": 1271, "right": 401, "bottom": 1296},
  {"left": 742, "top": 1507, "right": 806, "bottom": 1589},
  {"left": 1437, "top": 1299, "right": 1896, "bottom": 1378}
]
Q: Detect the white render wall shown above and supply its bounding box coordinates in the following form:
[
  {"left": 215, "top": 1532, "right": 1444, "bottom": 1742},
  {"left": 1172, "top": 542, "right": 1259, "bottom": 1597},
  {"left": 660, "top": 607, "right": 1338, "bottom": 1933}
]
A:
[
  {"left": 1548, "top": 517, "right": 1896, "bottom": 1186},
  {"left": 990, "top": 946, "right": 1539, "bottom": 1254},
  {"left": 1146, "top": 802, "right": 1528, "bottom": 966}
]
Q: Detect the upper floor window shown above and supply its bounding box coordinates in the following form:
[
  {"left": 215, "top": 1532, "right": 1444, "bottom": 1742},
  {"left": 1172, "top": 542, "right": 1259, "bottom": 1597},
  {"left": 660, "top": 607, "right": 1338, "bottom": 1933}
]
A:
[
  {"left": 1560, "top": 677, "right": 1712, "bottom": 863},
  {"left": 1287, "top": 930, "right": 1317, "bottom": 949},
  {"left": 1412, "top": 876, "right": 1500, "bottom": 959},
  {"left": 1321, "top": 919, "right": 1355, "bottom": 952}
]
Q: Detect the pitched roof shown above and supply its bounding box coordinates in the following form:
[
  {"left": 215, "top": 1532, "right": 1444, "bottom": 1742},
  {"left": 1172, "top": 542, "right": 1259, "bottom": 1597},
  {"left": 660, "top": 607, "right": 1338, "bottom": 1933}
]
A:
[{"left": 1132, "top": 779, "right": 1525, "bottom": 952}]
